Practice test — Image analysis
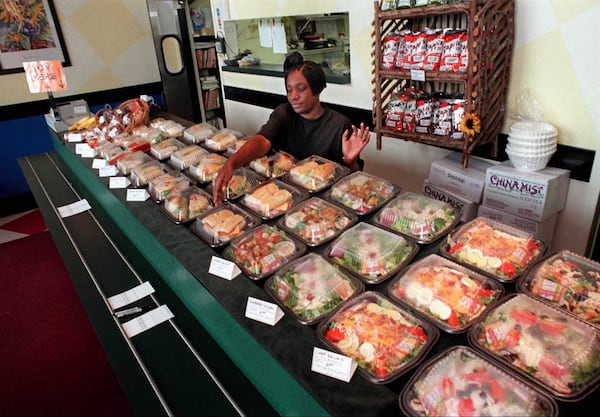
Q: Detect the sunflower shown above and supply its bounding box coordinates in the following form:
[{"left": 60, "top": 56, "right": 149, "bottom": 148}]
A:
[{"left": 460, "top": 113, "right": 481, "bottom": 136}]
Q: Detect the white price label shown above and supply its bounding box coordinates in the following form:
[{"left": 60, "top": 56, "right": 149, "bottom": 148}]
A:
[
  {"left": 208, "top": 256, "right": 241, "bottom": 280},
  {"left": 245, "top": 296, "right": 284, "bottom": 326},
  {"left": 311, "top": 347, "right": 357, "bottom": 382}
]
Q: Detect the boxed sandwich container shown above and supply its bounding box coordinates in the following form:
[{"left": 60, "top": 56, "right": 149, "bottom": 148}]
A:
[
  {"left": 422, "top": 179, "right": 479, "bottom": 223},
  {"left": 482, "top": 163, "right": 569, "bottom": 222}
]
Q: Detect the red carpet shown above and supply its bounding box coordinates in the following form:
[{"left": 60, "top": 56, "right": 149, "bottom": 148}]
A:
[
  {"left": 0, "top": 231, "right": 133, "bottom": 417},
  {"left": 0, "top": 209, "right": 47, "bottom": 235}
]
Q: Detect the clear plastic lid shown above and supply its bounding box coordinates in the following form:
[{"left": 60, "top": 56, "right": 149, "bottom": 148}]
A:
[
  {"left": 374, "top": 192, "right": 461, "bottom": 244},
  {"left": 183, "top": 123, "right": 218, "bottom": 144},
  {"left": 160, "top": 185, "right": 214, "bottom": 224},
  {"left": 225, "top": 138, "right": 249, "bottom": 156},
  {"left": 150, "top": 118, "right": 185, "bottom": 138},
  {"left": 440, "top": 216, "right": 546, "bottom": 283},
  {"left": 203, "top": 128, "right": 245, "bottom": 151},
  {"left": 129, "top": 160, "right": 168, "bottom": 188},
  {"left": 96, "top": 142, "right": 125, "bottom": 163},
  {"left": 150, "top": 138, "right": 186, "bottom": 161},
  {"left": 190, "top": 202, "right": 260, "bottom": 247},
  {"left": 399, "top": 345, "right": 559, "bottom": 417},
  {"left": 148, "top": 171, "right": 192, "bottom": 203},
  {"left": 169, "top": 144, "right": 209, "bottom": 170},
  {"left": 326, "top": 222, "right": 419, "bottom": 285},
  {"left": 284, "top": 155, "right": 350, "bottom": 192},
  {"left": 187, "top": 152, "right": 227, "bottom": 184},
  {"left": 111, "top": 131, "right": 136, "bottom": 148},
  {"left": 316, "top": 291, "right": 438, "bottom": 384},
  {"left": 518, "top": 250, "right": 600, "bottom": 330},
  {"left": 223, "top": 224, "right": 306, "bottom": 280},
  {"left": 131, "top": 125, "right": 165, "bottom": 143},
  {"left": 116, "top": 150, "right": 153, "bottom": 175},
  {"left": 125, "top": 137, "right": 151, "bottom": 153},
  {"left": 324, "top": 171, "right": 399, "bottom": 216},
  {"left": 264, "top": 252, "right": 364, "bottom": 325},
  {"left": 387, "top": 254, "right": 504, "bottom": 333},
  {"left": 468, "top": 293, "right": 600, "bottom": 400},
  {"left": 240, "top": 179, "right": 308, "bottom": 220},
  {"left": 249, "top": 151, "right": 296, "bottom": 178},
  {"left": 277, "top": 196, "right": 357, "bottom": 247}
]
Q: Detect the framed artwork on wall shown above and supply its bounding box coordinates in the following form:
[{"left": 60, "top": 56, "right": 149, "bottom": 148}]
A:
[{"left": 0, "top": 0, "right": 70, "bottom": 75}]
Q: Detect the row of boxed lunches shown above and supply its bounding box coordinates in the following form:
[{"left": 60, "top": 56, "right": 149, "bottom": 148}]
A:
[
  {"left": 70, "top": 113, "right": 597, "bottom": 415},
  {"left": 423, "top": 152, "right": 569, "bottom": 247}
]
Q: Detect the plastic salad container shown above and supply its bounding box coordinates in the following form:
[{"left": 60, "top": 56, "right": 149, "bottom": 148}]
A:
[
  {"left": 116, "top": 150, "right": 153, "bottom": 175},
  {"left": 517, "top": 250, "right": 600, "bottom": 330},
  {"left": 223, "top": 224, "right": 306, "bottom": 280},
  {"left": 129, "top": 160, "right": 169, "bottom": 188},
  {"left": 150, "top": 137, "right": 186, "bottom": 161},
  {"left": 169, "top": 144, "right": 209, "bottom": 170},
  {"left": 182, "top": 122, "right": 218, "bottom": 144},
  {"left": 277, "top": 197, "right": 357, "bottom": 247},
  {"left": 324, "top": 171, "right": 399, "bottom": 216},
  {"left": 160, "top": 185, "right": 214, "bottom": 224},
  {"left": 148, "top": 171, "right": 193, "bottom": 203},
  {"left": 187, "top": 152, "right": 227, "bottom": 185},
  {"left": 249, "top": 150, "right": 296, "bottom": 178},
  {"left": 316, "top": 291, "right": 438, "bottom": 384},
  {"left": 373, "top": 192, "right": 461, "bottom": 244},
  {"left": 468, "top": 293, "right": 600, "bottom": 401},
  {"left": 190, "top": 202, "right": 260, "bottom": 248},
  {"left": 264, "top": 252, "right": 364, "bottom": 325},
  {"left": 325, "top": 222, "right": 418, "bottom": 285},
  {"left": 205, "top": 167, "right": 265, "bottom": 201},
  {"left": 386, "top": 254, "right": 504, "bottom": 333},
  {"left": 240, "top": 179, "right": 308, "bottom": 220},
  {"left": 399, "top": 345, "right": 559, "bottom": 417},
  {"left": 284, "top": 155, "right": 350, "bottom": 193},
  {"left": 439, "top": 216, "right": 546, "bottom": 283}
]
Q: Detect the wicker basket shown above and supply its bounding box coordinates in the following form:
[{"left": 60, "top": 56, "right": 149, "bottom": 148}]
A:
[{"left": 117, "top": 98, "right": 150, "bottom": 132}]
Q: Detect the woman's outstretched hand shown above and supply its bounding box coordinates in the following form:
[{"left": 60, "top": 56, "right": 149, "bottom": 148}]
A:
[{"left": 342, "top": 122, "right": 370, "bottom": 169}]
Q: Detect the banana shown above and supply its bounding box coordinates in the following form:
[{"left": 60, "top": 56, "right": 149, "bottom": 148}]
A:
[{"left": 68, "top": 115, "right": 96, "bottom": 131}]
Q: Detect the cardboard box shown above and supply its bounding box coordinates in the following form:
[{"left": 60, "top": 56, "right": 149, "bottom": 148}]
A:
[
  {"left": 45, "top": 99, "right": 90, "bottom": 132},
  {"left": 478, "top": 205, "right": 558, "bottom": 247},
  {"left": 482, "top": 162, "right": 570, "bottom": 222},
  {"left": 427, "top": 152, "right": 496, "bottom": 203},
  {"left": 422, "top": 179, "right": 479, "bottom": 223}
]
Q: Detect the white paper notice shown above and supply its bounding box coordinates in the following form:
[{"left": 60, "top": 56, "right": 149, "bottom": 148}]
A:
[
  {"left": 67, "top": 132, "right": 83, "bottom": 143},
  {"left": 126, "top": 189, "right": 149, "bottom": 201},
  {"left": 410, "top": 69, "right": 425, "bottom": 81},
  {"left": 75, "top": 143, "right": 92, "bottom": 155},
  {"left": 80, "top": 146, "right": 95, "bottom": 158},
  {"left": 108, "top": 281, "right": 155, "bottom": 310},
  {"left": 311, "top": 347, "right": 357, "bottom": 382},
  {"left": 208, "top": 256, "right": 241, "bottom": 280},
  {"left": 122, "top": 305, "right": 174, "bottom": 338},
  {"left": 92, "top": 158, "right": 108, "bottom": 169},
  {"left": 109, "top": 176, "right": 130, "bottom": 189},
  {"left": 271, "top": 18, "right": 287, "bottom": 54},
  {"left": 99, "top": 165, "right": 119, "bottom": 177},
  {"left": 57, "top": 199, "right": 92, "bottom": 218},
  {"left": 245, "top": 296, "right": 284, "bottom": 326},
  {"left": 259, "top": 19, "right": 272, "bottom": 48}
]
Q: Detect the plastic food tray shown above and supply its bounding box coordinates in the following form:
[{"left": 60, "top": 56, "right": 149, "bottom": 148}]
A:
[
  {"left": 325, "top": 222, "right": 418, "bottom": 285},
  {"left": 323, "top": 171, "right": 399, "bottom": 216},
  {"left": 225, "top": 138, "right": 249, "bottom": 156},
  {"left": 240, "top": 179, "right": 308, "bottom": 221},
  {"left": 277, "top": 197, "right": 357, "bottom": 247},
  {"left": 116, "top": 150, "right": 153, "bottom": 175},
  {"left": 283, "top": 155, "right": 350, "bottom": 193},
  {"left": 386, "top": 254, "right": 504, "bottom": 333},
  {"left": 468, "top": 293, "right": 600, "bottom": 401},
  {"left": 264, "top": 253, "right": 364, "bottom": 325},
  {"left": 189, "top": 202, "right": 261, "bottom": 248},
  {"left": 517, "top": 250, "right": 600, "bottom": 330},
  {"left": 249, "top": 151, "right": 297, "bottom": 179},
  {"left": 129, "top": 160, "right": 169, "bottom": 188},
  {"left": 373, "top": 191, "right": 461, "bottom": 244},
  {"left": 203, "top": 128, "right": 245, "bottom": 152},
  {"left": 316, "top": 291, "right": 438, "bottom": 384},
  {"left": 186, "top": 152, "right": 227, "bottom": 185},
  {"left": 150, "top": 138, "right": 186, "bottom": 161},
  {"left": 131, "top": 125, "right": 165, "bottom": 143},
  {"left": 148, "top": 171, "right": 193, "bottom": 203},
  {"left": 182, "top": 123, "right": 218, "bottom": 144},
  {"left": 223, "top": 224, "right": 306, "bottom": 280},
  {"left": 168, "top": 144, "right": 209, "bottom": 170},
  {"left": 439, "top": 216, "right": 546, "bottom": 283},
  {"left": 399, "top": 345, "right": 559, "bottom": 417},
  {"left": 160, "top": 185, "right": 214, "bottom": 224},
  {"left": 150, "top": 118, "right": 185, "bottom": 138}
]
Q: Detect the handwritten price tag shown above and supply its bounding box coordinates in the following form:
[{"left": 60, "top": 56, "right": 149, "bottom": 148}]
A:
[
  {"left": 245, "top": 296, "right": 284, "bottom": 326},
  {"left": 311, "top": 347, "right": 357, "bottom": 382},
  {"left": 209, "top": 256, "right": 241, "bottom": 280}
]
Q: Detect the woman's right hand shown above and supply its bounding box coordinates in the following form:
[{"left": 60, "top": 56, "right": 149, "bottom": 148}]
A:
[{"left": 212, "top": 159, "right": 235, "bottom": 205}]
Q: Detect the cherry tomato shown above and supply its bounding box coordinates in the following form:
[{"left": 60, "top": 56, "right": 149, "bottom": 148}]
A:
[{"left": 325, "top": 328, "right": 345, "bottom": 342}]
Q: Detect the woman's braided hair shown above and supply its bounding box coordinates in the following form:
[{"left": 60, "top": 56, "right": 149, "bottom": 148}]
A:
[{"left": 283, "top": 51, "right": 327, "bottom": 95}]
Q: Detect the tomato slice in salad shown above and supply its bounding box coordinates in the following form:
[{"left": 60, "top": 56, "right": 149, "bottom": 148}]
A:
[{"left": 325, "top": 327, "right": 345, "bottom": 342}]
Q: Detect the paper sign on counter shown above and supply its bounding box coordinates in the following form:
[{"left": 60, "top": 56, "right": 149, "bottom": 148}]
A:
[
  {"left": 311, "top": 347, "right": 357, "bottom": 382},
  {"left": 109, "top": 176, "right": 130, "bottom": 189},
  {"left": 245, "top": 296, "right": 284, "bottom": 326},
  {"left": 122, "top": 305, "right": 174, "bottom": 338},
  {"left": 92, "top": 158, "right": 108, "bottom": 169},
  {"left": 75, "top": 143, "right": 92, "bottom": 155},
  {"left": 126, "top": 189, "right": 149, "bottom": 201},
  {"left": 67, "top": 132, "right": 83, "bottom": 143},
  {"left": 99, "top": 165, "right": 119, "bottom": 177},
  {"left": 208, "top": 256, "right": 241, "bottom": 280},
  {"left": 57, "top": 199, "right": 91, "bottom": 218},
  {"left": 108, "top": 281, "right": 155, "bottom": 310}
]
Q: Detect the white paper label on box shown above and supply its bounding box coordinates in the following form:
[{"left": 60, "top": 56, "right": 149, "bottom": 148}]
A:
[
  {"left": 75, "top": 143, "right": 91, "bottom": 154},
  {"left": 311, "top": 347, "right": 357, "bottom": 383},
  {"left": 122, "top": 305, "right": 174, "bottom": 338},
  {"left": 57, "top": 199, "right": 91, "bottom": 218},
  {"left": 126, "top": 189, "right": 149, "bottom": 201},
  {"left": 410, "top": 69, "right": 425, "bottom": 81},
  {"left": 73, "top": 105, "right": 88, "bottom": 114},
  {"left": 208, "top": 256, "right": 241, "bottom": 280},
  {"left": 108, "top": 281, "right": 155, "bottom": 310},
  {"left": 245, "top": 296, "right": 284, "bottom": 326},
  {"left": 68, "top": 132, "right": 83, "bottom": 143},
  {"left": 92, "top": 158, "right": 108, "bottom": 169},
  {"left": 99, "top": 165, "right": 118, "bottom": 177}
]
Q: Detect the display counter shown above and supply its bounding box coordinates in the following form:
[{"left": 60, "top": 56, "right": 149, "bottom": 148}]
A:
[{"left": 18, "top": 118, "right": 596, "bottom": 416}]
